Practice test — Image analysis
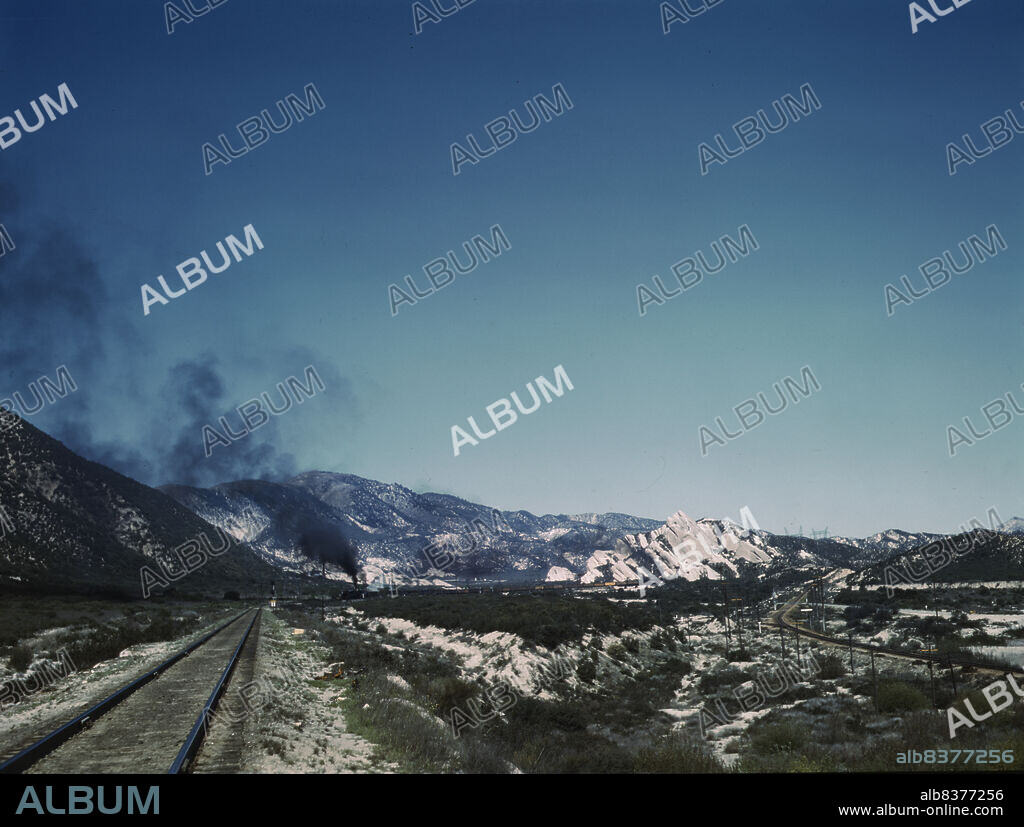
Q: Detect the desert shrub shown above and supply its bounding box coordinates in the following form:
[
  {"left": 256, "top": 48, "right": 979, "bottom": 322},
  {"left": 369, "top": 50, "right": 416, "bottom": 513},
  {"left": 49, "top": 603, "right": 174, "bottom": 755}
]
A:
[
  {"left": 698, "top": 666, "right": 748, "bottom": 694},
  {"left": 877, "top": 680, "right": 929, "bottom": 713},
  {"left": 539, "top": 732, "right": 634, "bottom": 773},
  {"left": 56, "top": 611, "right": 218, "bottom": 672},
  {"left": 576, "top": 660, "right": 597, "bottom": 682},
  {"left": 634, "top": 735, "right": 726, "bottom": 773},
  {"left": 817, "top": 652, "right": 847, "bottom": 679},
  {"left": 457, "top": 734, "right": 514, "bottom": 774},
  {"left": 427, "top": 677, "right": 480, "bottom": 719},
  {"left": 663, "top": 658, "right": 691, "bottom": 676},
  {"left": 507, "top": 696, "right": 588, "bottom": 732},
  {"left": 788, "top": 754, "right": 843, "bottom": 772},
  {"left": 9, "top": 645, "right": 32, "bottom": 672},
  {"left": 750, "top": 721, "right": 809, "bottom": 754},
  {"left": 605, "top": 642, "right": 627, "bottom": 659},
  {"left": 897, "top": 709, "right": 949, "bottom": 749},
  {"left": 506, "top": 731, "right": 633, "bottom": 773},
  {"left": 361, "top": 697, "right": 457, "bottom": 769}
]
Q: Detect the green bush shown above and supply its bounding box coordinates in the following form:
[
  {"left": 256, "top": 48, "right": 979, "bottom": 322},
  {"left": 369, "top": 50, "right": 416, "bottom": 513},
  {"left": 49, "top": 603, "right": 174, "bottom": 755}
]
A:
[
  {"left": 9, "top": 644, "right": 32, "bottom": 672},
  {"left": 427, "top": 677, "right": 480, "bottom": 719},
  {"left": 634, "top": 735, "right": 726, "bottom": 773},
  {"left": 605, "top": 642, "right": 627, "bottom": 659},
  {"left": 698, "top": 666, "right": 747, "bottom": 694},
  {"left": 750, "top": 722, "right": 809, "bottom": 754},
  {"left": 817, "top": 652, "right": 847, "bottom": 679},
  {"left": 663, "top": 658, "right": 692, "bottom": 676},
  {"left": 576, "top": 660, "right": 597, "bottom": 682},
  {"left": 877, "top": 680, "right": 930, "bottom": 713}
]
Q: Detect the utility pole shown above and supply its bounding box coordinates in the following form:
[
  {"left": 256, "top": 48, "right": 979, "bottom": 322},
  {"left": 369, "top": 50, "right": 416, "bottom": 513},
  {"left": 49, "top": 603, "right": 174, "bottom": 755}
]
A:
[
  {"left": 779, "top": 625, "right": 788, "bottom": 659},
  {"left": 819, "top": 579, "right": 827, "bottom": 634},
  {"left": 721, "top": 583, "right": 732, "bottom": 647},
  {"left": 870, "top": 648, "right": 879, "bottom": 712},
  {"left": 735, "top": 598, "right": 745, "bottom": 655},
  {"left": 847, "top": 634, "right": 854, "bottom": 673},
  {"left": 947, "top": 656, "right": 958, "bottom": 697},
  {"left": 928, "top": 659, "right": 937, "bottom": 709},
  {"left": 815, "top": 581, "right": 823, "bottom": 634}
]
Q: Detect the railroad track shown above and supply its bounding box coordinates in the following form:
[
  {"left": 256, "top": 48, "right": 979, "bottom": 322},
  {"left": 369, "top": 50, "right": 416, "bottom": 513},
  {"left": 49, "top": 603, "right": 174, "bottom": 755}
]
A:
[
  {"left": 0, "top": 607, "right": 261, "bottom": 775},
  {"left": 771, "top": 585, "right": 1023, "bottom": 678}
]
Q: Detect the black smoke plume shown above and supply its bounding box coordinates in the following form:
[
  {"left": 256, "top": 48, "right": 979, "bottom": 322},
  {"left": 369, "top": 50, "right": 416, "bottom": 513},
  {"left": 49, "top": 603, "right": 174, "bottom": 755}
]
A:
[
  {"left": 0, "top": 172, "right": 355, "bottom": 490},
  {"left": 154, "top": 356, "right": 298, "bottom": 487},
  {"left": 0, "top": 175, "right": 142, "bottom": 468},
  {"left": 294, "top": 518, "right": 360, "bottom": 587}
]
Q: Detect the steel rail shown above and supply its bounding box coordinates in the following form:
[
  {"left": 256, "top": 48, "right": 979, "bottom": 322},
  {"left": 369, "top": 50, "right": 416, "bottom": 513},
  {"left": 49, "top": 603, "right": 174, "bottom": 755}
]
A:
[
  {"left": 168, "top": 607, "right": 261, "bottom": 774},
  {"left": 773, "top": 589, "right": 1024, "bottom": 677},
  {"left": 0, "top": 608, "right": 254, "bottom": 774}
]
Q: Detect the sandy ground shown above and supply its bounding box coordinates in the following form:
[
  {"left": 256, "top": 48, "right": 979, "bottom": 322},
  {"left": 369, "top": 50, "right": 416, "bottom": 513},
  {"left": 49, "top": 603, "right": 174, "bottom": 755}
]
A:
[{"left": 237, "top": 610, "right": 397, "bottom": 774}]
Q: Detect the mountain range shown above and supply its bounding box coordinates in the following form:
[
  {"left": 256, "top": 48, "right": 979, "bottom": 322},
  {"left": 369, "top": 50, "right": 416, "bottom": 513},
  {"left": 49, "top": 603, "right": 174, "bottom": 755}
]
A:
[
  {"left": 1, "top": 417, "right": 1020, "bottom": 593},
  {"left": 160, "top": 471, "right": 664, "bottom": 585}
]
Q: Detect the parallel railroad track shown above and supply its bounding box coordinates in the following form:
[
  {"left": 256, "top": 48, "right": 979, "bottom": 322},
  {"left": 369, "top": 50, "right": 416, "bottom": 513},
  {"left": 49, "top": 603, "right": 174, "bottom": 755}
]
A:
[
  {"left": 0, "top": 607, "right": 261, "bottom": 775},
  {"left": 771, "top": 587, "right": 1022, "bottom": 679}
]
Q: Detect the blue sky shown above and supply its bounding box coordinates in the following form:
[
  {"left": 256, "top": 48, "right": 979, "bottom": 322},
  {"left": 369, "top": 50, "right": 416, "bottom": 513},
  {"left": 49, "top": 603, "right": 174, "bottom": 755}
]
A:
[{"left": 1, "top": 0, "right": 1020, "bottom": 536}]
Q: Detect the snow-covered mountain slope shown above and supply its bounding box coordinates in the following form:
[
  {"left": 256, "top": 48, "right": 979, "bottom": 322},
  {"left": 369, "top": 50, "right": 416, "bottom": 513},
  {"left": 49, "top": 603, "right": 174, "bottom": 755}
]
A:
[
  {"left": 170, "top": 473, "right": 967, "bottom": 588},
  {"left": 565, "top": 512, "right": 662, "bottom": 531},
  {"left": 578, "top": 510, "right": 808, "bottom": 586},
  {"left": 846, "top": 528, "right": 1024, "bottom": 587},
  {"left": 0, "top": 415, "right": 278, "bottom": 594},
  {"left": 829, "top": 529, "right": 944, "bottom": 556},
  {"left": 4, "top": 416, "right": 1010, "bottom": 592},
  {"left": 998, "top": 517, "right": 1024, "bottom": 535},
  {"left": 161, "top": 472, "right": 659, "bottom": 585}
]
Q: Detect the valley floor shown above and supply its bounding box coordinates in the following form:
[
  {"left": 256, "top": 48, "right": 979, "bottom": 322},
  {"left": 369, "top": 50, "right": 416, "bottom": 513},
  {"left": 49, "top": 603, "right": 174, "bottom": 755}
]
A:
[
  {"left": 4, "top": 584, "right": 1024, "bottom": 774},
  {"left": 228, "top": 610, "right": 397, "bottom": 774}
]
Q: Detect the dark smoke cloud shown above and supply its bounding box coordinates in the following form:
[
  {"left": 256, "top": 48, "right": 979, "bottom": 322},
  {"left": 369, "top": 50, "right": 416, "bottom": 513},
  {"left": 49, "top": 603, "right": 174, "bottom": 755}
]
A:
[
  {"left": 0, "top": 174, "right": 356, "bottom": 491},
  {"left": 1, "top": 236, "right": 108, "bottom": 379},
  {"left": 293, "top": 518, "right": 360, "bottom": 587},
  {"left": 0, "top": 174, "right": 145, "bottom": 470},
  {"left": 0, "top": 179, "right": 138, "bottom": 373},
  {"left": 153, "top": 355, "right": 298, "bottom": 487}
]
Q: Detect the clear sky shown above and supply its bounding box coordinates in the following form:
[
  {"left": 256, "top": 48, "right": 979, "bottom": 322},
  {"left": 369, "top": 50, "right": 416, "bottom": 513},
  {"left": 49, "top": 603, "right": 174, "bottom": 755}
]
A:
[{"left": 1, "top": 0, "right": 1020, "bottom": 536}]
